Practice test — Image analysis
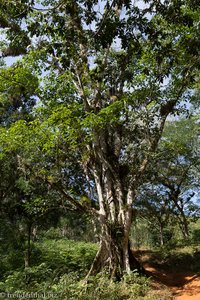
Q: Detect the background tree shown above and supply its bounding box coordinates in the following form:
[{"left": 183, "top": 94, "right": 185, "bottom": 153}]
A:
[
  {"left": 140, "top": 117, "right": 200, "bottom": 240},
  {"left": 162, "top": 118, "right": 200, "bottom": 238},
  {"left": 0, "top": 62, "right": 66, "bottom": 268},
  {"left": 136, "top": 184, "right": 174, "bottom": 246}
]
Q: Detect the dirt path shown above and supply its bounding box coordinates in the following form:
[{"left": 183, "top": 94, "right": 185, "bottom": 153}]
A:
[
  {"left": 146, "top": 265, "right": 200, "bottom": 299},
  {"left": 172, "top": 275, "right": 200, "bottom": 300},
  {"left": 134, "top": 251, "right": 200, "bottom": 299}
]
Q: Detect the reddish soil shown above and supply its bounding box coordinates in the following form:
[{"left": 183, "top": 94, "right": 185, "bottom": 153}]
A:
[
  {"left": 135, "top": 251, "right": 200, "bottom": 300},
  {"left": 146, "top": 265, "right": 200, "bottom": 299}
]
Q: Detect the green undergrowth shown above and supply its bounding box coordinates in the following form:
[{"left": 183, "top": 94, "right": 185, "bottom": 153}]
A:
[
  {"left": 142, "top": 245, "right": 200, "bottom": 273},
  {"left": 0, "top": 270, "right": 172, "bottom": 300},
  {"left": 0, "top": 239, "right": 172, "bottom": 300},
  {"left": 38, "top": 239, "right": 98, "bottom": 275}
]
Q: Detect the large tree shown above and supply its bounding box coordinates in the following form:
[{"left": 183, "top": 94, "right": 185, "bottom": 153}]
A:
[{"left": 0, "top": 0, "right": 199, "bottom": 277}]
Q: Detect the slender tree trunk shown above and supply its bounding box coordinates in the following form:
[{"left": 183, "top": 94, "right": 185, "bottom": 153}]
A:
[
  {"left": 181, "top": 215, "right": 190, "bottom": 239},
  {"left": 177, "top": 212, "right": 190, "bottom": 240},
  {"left": 171, "top": 192, "right": 190, "bottom": 240},
  {"left": 24, "top": 222, "right": 31, "bottom": 269},
  {"left": 159, "top": 223, "right": 164, "bottom": 247},
  {"left": 32, "top": 226, "right": 38, "bottom": 242}
]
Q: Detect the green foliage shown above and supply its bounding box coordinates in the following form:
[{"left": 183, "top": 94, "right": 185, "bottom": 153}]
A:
[
  {"left": 0, "top": 267, "right": 169, "bottom": 300},
  {"left": 0, "top": 64, "right": 38, "bottom": 99},
  {"left": 60, "top": 271, "right": 151, "bottom": 300},
  {"left": 191, "top": 219, "right": 200, "bottom": 244},
  {"left": 131, "top": 215, "right": 200, "bottom": 250},
  {"left": 0, "top": 250, "right": 24, "bottom": 280},
  {"left": 0, "top": 264, "right": 53, "bottom": 293},
  {"left": 145, "top": 245, "right": 200, "bottom": 274},
  {"left": 192, "top": 229, "right": 200, "bottom": 243},
  {"left": 131, "top": 218, "right": 155, "bottom": 249},
  {"left": 38, "top": 239, "right": 97, "bottom": 275},
  {"left": 134, "top": 116, "right": 200, "bottom": 245},
  {"left": 0, "top": 64, "right": 39, "bottom": 124},
  {"left": 0, "top": 239, "right": 96, "bottom": 296},
  {"left": 0, "top": 236, "right": 174, "bottom": 299}
]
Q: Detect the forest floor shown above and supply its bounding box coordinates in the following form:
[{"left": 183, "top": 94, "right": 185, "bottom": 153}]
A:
[{"left": 134, "top": 249, "right": 200, "bottom": 300}]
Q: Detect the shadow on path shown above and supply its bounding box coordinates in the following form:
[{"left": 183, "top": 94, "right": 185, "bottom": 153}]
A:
[{"left": 133, "top": 250, "right": 200, "bottom": 300}]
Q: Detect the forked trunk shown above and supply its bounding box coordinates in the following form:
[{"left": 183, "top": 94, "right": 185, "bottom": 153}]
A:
[{"left": 86, "top": 132, "right": 147, "bottom": 279}]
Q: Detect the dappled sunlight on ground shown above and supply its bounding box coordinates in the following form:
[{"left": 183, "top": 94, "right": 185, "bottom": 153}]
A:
[
  {"left": 134, "top": 250, "right": 200, "bottom": 300},
  {"left": 172, "top": 276, "right": 200, "bottom": 300}
]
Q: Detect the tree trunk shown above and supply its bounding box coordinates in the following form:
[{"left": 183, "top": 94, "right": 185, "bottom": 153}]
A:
[
  {"left": 159, "top": 223, "right": 164, "bottom": 247},
  {"left": 24, "top": 222, "right": 31, "bottom": 269},
  {"left": 181, "top": 215, "right": 190, "bottom": 240},
  {"left": 32, "top": 226, "right": 38, "bottom": 242},
  {"left": 87, "top": 219, "right": 144, "bottom": 279},
  {"left": 85, "top": 132, "right": 147, "bottom": 279},
  {"left": 177, "top": 212, "right": 190, "bottom": 240}
]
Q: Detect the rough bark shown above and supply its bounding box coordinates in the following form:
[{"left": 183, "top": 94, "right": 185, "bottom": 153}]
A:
[
  {"left": 86, "top": 220, "right": 144, "bottom": 279},
  {"left": 86, "top": 137, "right": 146, "bottom": 278}
]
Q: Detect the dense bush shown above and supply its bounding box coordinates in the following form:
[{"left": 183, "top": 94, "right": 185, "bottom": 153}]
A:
[{"left": 38, "top": 239, "right": 98, "bottom": 275}]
